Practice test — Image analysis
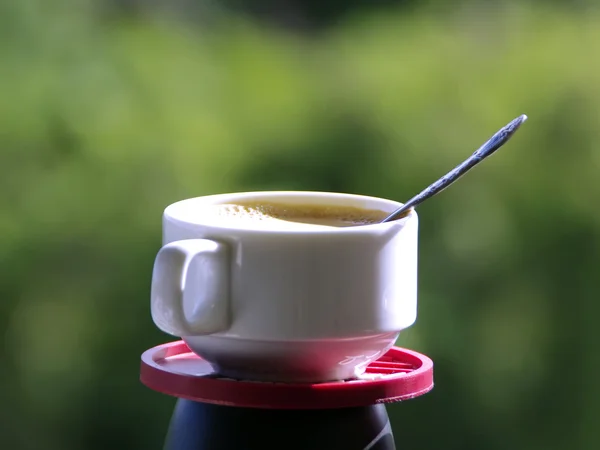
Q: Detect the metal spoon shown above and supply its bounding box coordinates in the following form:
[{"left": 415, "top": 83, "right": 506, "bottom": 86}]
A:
[{"left": 381, "top": 114, "right": 528, "bottom": 223}]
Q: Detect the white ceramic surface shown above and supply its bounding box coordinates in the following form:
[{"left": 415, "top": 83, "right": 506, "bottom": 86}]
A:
[{"left": 151, "top": 191, "right": 418, "bottom": 382}]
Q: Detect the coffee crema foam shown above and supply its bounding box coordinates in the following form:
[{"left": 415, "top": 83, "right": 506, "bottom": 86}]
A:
[{"left": 207, "top": 202, "right": 388, "bottom": 229}]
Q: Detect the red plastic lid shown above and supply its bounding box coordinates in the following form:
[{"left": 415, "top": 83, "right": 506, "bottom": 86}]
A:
[{"left": 140, "top": 340, "right": 433, "bottom": 410}]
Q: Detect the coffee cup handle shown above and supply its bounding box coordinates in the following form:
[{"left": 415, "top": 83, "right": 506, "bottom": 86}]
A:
[{"left": 151, "top": 239, "right": 230, "bottom": 336}]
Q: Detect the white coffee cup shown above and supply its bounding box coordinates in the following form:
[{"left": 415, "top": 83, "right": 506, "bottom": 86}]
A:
[{"left": 150, "top": 191, "right": 418, "bottom": 382}]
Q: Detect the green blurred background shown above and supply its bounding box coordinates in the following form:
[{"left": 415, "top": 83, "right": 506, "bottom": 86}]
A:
[{"left": 2, "top": 0, "right": 600, "bottom": 448}]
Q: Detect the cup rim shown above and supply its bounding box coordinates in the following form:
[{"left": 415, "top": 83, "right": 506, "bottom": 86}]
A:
[{"left": 163, "top": 190, "right": 417, "bottom": 234}]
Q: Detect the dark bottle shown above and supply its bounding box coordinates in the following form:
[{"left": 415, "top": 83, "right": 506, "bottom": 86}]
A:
[{"left": 164, "top": 399, "right": 396, "bottom": 450}]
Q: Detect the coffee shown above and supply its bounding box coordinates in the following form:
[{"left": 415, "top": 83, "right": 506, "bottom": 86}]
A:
[
  {"left": 155, "top": 191, "right": 418, "bottom": 382},
  {"left": 209, "top": 201, "right": 388, "bottom": 229}
]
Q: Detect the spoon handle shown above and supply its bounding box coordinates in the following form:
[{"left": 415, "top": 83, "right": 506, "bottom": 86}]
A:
[{"left": 381, "top": 114, "right": 528, "bottom": 223}]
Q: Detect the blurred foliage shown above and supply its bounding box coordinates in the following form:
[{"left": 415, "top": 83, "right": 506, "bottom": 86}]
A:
[{"left": 1, "top": 0, "right": 600, "bottom": 449}]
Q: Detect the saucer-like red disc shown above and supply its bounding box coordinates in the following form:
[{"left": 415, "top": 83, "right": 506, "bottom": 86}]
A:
[{"left": 140, "top": 341, "right": 433, "bottom": 410}]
